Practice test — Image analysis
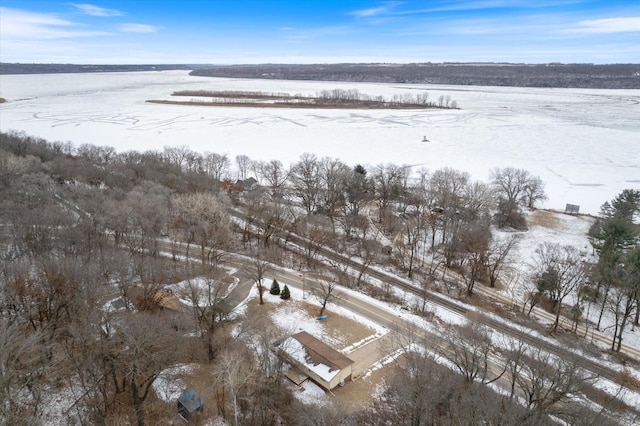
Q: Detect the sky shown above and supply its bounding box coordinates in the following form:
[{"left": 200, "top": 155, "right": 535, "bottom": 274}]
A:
[{"left": 1, "top": 1, "right": 639, "bottom": 64}]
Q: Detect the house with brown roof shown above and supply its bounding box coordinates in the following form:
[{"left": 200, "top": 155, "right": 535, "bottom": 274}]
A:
[{"left": 279, "top": 331, "right": 354, "bottom": 391}]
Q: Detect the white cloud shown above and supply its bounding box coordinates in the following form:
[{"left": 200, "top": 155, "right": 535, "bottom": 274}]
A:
[
  {"left": 70, "top": 3, "right": 123, "bottom": 17},
  {"left": 350, "top": 1, "right": 402, "bottom": 18},
  {"left": 363, "top": 1, "right": 587, "bottom": 16},
  {"left": 1, "top": 7, "right": 73, "bottom": 28},
  {"left": 570, "top": 17, "right": 640, "bottom": 34},
  {"left": 118, "top": 23, "right": 160, "bottom": 33},
  {"left": 0, "top": 7, "right": 107, "bottom": 39}
]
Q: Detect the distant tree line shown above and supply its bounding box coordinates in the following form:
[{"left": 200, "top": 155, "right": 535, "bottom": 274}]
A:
[
  {"left": 166, "top": 88, "right": 458, "bottom": 109},
  {"left": 0, "top": 63, "right": 199, "bottom": 75},
  {"left": 190, "top": 63, "right": 640, "bottom": 89}
]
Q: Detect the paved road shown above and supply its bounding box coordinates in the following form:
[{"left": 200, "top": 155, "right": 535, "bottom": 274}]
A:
[
  {"left": 222, "top": 278, "right": 254, "bottom": 310},
  {"left": 160, "top": 236, "right": 637, "bottom": 419}
]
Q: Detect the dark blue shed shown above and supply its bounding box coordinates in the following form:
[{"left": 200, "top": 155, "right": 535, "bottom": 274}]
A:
[{"left": 177, "top": 389, "right": 203, "bottom": 421}]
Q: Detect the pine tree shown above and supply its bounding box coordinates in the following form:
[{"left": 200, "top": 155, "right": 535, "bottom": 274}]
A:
[
  {"left": 280, "top": 284, "right": 291, "bottom": 300},
  {"left": 270, "top": 278, "right": 281, "bottom": 295}
]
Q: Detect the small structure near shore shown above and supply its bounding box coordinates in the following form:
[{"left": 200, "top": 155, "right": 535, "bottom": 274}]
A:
[{"left": 565, "top": 203, "right": 580, "bottom": 215}]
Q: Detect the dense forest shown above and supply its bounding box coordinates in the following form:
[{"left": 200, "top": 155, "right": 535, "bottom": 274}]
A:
[
  {"left": 190, "top": 63, "right": 640, "bottom": 89},
  {"left": 2, "top": 62, "right": 639, "bottom": 89},
  {"left": 0, "top": 63, "right": 201, "bottom": 75},
  {"left": 1, "top": 130, "right": 639, "bottom": 425}
]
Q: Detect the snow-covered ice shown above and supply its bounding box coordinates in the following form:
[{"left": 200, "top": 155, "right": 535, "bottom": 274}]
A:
[{"left": 1, "top": 71, "right": 638, "bottom": 214}]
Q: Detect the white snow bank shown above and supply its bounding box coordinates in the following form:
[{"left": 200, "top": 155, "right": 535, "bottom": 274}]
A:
[{"left": 152, "top": 364, "right": 197, "bottom": 403}]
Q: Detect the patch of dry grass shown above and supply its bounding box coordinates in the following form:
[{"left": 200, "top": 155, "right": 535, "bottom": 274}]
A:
[
  {"left": 244, "top": 293, "right": 377, "bottom": 349},
  {"left": 331, "top": 365, "right": 392, "bottom": 414},
  {"left": 529, "top": 209, "right": 561, "bottom": 228}
]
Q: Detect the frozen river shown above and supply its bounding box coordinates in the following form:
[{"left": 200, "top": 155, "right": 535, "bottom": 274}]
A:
[{"left": 1, "top": 70, "right": 638, "bottom": 214}]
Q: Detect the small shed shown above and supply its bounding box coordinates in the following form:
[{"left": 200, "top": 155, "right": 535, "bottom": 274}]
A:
[
  {"left": 565, "top": 203, "right": 580, "bottom": 215},
  {"left": 177, "top": 389, "right": 203, "bottom": 421}
]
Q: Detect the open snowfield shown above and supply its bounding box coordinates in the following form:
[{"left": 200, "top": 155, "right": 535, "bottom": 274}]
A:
[{"left": 1, "top": 70, "right": 638, "bottom": 214}]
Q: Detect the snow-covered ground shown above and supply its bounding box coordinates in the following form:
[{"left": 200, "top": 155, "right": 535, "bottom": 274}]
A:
[
  {"left": 502, "top": 210, "right": 596, "bottom": 301},
  {"left": 1, "top": 71, "right": 638, "bottom": 214},
  {"left": 254, "top": 269, "right": 640, "bottom": 412},
  {"left": 497, "top": 210, "right": 640, "bottom": 351},
  {"left": 152, "top": 364, "right": 197, "bottom": 403}
]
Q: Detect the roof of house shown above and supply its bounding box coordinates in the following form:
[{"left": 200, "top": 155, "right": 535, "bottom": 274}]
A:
[
  {"left": 292, "top": 331, "right": 354, "bottom": 371},
  {"left": 235, "top": 177, "right": 258, "bottom": 189}
]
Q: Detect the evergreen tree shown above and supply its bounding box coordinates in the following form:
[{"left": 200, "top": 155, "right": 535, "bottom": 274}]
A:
[
  {"left": 280, "top": 284, "right": 291, "bottom": 300},
  {"left": 600, "top": 189, "right": 640, "bottom": 221},
  {"left": 270, "top": 278, "right": 281, "bottom": 295}
]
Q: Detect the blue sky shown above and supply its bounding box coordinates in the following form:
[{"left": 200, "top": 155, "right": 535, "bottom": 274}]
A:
[{"left": 1, "top": 1, "right": 639, "bottom": 64}]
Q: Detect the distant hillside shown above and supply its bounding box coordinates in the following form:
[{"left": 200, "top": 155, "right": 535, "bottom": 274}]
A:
[
  {"left": 0, "top": 63, "right": 211, "bottom": 75},
  {"left": 190, "top": 63, "right": 640, "bottom": 89},
  {"left": 3, "top": 62, "right": 639, "bottom": 89}
]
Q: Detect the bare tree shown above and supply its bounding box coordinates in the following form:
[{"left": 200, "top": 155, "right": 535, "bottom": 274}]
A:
[
  {"left": 490, "top": 167, "right": 531, "bottom": 207},
  {"left": 374, "top": 323, "right": 533, "bottom": 426},
  {"left": 0, "top": 319, "right": 49, "bottom": 424},
  {"left": 355, "top": 239, "right": 379, "bottom": 287},
  {"left": 459, "top": 219, "right": 492, "bottom": 295},
  {"left": 293, "top": 215, "right": 329, "bottom": 268},
  {"left": 499, "top": 334, "right": 529, "bottom": 399},
  {"left": 491, "top": 167, "right": 545, "bottom": 228},
  {"left": 319, "top": 157, "right": 349, "bottom": 230},
  {"left": 248, "top": 255, "right": 271, "bottom": 305},
  {"left": 291, "top": 153, "right": 322, "bottom": 215},
  {"left": 171, "top": 192, "right": 232, "bottom": 266},
  {"left": 252, "top": 194, "right": 293, "bottom": 247},
  {"left": 523, "top": 274, "right": 547, "bottom": 316},
  {"left": 163, "top": 145, "right": 193, "bottom": 170},
  {"left": 462, "top": 180, "right": 495, "bottom": 220},
  {"left": 114, "top": 313, "right": 184, "bottom": 426},
  {"left": 203, "top": 151, "right": 230, "bottom": 181},
  {"left": 485, "top": 235, "right": 518, "bottom": 288},
  {"left": 235, "top": 154, "right": 252, "bottom": 181},
  {"left": 118, "top": 181, "right": 171, "bottom": 258},
  {"left": 259, "top": 159, "right": 289, "bottom": 198},
  {"left": 522, "top": 175, "right": 547, "bottom": 209},
  {"left": 311, "top": 274, "right": 340, "bottom": 317},
  {"left": 179, "top": 274, "right": 233, "bottom": 360},
  {"left": 372, "top": 163, "right": 408, "bottom": 226},
  {"left": 533, "top": 243, "right": 587, "bottom": 332},
  {"left": 516, "top": 348, "right": 597, "bottom": 415},
  {"left": 608, "top": 248, "right": 640, "bottom": 351},
  {"left": 439, "top": 320, "right": 505, "bottom": 385},
  {"left": 215, "top": 346, "right": 258, "bottom": 426},
  {"left": 398, "top": 215, "right": 422, "bottom": 278},
  {"left": 429, "top": 167, "right": 469, "bottom": 244}
]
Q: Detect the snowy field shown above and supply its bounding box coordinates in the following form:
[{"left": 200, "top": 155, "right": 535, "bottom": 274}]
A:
[{"left": 1, "top": 70, "right": 639, "bottom": 214}]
